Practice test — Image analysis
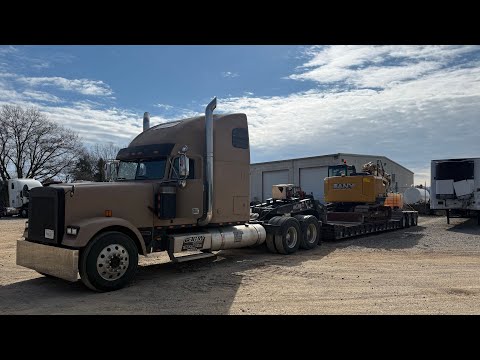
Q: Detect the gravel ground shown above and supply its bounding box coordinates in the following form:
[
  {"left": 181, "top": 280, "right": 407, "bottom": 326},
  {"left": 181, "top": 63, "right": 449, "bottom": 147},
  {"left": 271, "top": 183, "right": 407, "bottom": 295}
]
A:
[{"left": 0, "top": 215, "right": 479, "bottom": 314}]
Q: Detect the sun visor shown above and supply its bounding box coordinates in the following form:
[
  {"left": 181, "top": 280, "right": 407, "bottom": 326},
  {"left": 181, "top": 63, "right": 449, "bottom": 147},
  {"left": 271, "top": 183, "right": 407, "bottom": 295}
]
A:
[{"left": 116, "top": 143, "right": 175, "bottom": 161}]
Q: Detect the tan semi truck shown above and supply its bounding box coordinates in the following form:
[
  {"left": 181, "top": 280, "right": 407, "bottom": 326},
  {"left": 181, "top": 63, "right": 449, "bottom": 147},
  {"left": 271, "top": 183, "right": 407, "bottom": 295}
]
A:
[{"left": 16, "top": 98, "right": 325, "bottom": 291}]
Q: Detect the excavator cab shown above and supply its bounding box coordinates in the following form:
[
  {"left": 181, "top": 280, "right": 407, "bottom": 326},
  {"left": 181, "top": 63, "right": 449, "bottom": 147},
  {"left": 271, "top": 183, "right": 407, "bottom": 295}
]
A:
[{"left": 328, "top": 164, "right": 356, "bottom": 177}]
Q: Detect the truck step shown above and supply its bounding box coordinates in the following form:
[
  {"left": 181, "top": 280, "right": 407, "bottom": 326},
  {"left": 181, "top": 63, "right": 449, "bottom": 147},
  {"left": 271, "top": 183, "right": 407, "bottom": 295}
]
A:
[{"left": 169, "top": 251, "right": 217, "bottom": 263}]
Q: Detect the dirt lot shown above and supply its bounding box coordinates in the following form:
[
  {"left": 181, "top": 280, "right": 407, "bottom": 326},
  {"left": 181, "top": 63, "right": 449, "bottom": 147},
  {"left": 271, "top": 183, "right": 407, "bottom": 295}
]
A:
[{"left": 1, "top": 215, "right": 479, "bottom": 314}]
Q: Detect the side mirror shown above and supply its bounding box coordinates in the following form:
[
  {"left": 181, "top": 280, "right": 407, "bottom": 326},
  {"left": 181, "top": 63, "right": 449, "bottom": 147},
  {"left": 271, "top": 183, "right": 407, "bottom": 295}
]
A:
[
  {"left": 105, "top": 160, "right": 119, "bottom": 181},
  {"left": 178, "top": 154, "right": 189, "bottom": 178}
]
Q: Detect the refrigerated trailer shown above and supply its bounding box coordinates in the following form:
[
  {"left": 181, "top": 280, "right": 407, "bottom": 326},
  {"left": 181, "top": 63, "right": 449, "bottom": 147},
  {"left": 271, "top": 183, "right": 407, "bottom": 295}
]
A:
[{"left": 430, "top": 158, "right": 480, "bottom": 224}]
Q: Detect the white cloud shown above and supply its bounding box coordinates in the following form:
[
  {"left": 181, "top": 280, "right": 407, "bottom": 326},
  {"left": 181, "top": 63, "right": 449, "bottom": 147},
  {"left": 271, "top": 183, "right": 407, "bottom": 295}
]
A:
[
  {"left": 290, "top": 45, "right": 480, "bottom": 90},
  {"left": 31, "top": 61, "right": 50, "bottom": 70},
  {"left": 17, "top": 76, "right": 113, "bottom": 96},
  {"left": 222, "top": 71, "right": 239, "bottom": 78},
  {"left": 0, "top": 72, "right": 17, "bottom": 78},
  {"left": 39, "top": 104, "right": 142, "bottom": 145},
  {"left": 154, "top": 103, "right": 173, "bottom": 110},
  {"left": 0, "top": 46, "right": 18, "bottom": 55},
  {"left": 153, "top": 102, "right": 201, "bottom": 119},
  {"left": 22, "top": 90, "right": 61, "bottom": 103},
  {"left": 0, "top": 87, "right": 22, "bottom": 101}
]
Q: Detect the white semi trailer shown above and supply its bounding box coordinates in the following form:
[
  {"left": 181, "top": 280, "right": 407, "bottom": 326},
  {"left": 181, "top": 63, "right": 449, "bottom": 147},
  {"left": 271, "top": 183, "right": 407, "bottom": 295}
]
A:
[
  {"left": 0, "top": 179, "right": 43, "bottom": 218},
  {"left": 430, "top": 158, "right": 480, "bottom": 224}
]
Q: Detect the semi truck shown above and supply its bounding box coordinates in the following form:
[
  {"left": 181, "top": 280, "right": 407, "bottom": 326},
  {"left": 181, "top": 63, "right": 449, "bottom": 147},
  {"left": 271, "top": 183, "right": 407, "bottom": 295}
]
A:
[
  {"left": 430, "top": 157, "right": 480, "bottom": 224},
  {"left": 16, "top": 98, "right": 417, "bottom": 292},
  {"left": 0, "top": 178, "right": 42, "bottom": 218}
]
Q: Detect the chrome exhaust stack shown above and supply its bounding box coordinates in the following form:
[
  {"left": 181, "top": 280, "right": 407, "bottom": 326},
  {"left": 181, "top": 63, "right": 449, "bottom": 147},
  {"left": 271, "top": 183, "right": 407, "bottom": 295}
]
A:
[
  {"left": 198, "top": 97, "right": 217, "bottom": 226},
  {"left": 143, "top": 112, "right": 150, "bottom": 132}
]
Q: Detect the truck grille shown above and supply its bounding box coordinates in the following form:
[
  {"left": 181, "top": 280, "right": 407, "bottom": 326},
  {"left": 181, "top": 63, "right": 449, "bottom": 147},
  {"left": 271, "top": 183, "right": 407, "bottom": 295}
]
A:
[{"left": 27, "top": 187, "right": 65, "bottom": 244}]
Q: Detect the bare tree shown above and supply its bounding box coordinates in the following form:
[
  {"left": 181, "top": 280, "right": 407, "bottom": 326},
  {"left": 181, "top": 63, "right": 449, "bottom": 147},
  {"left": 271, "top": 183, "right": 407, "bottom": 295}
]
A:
[
  {"left": 91, "top": 143, "right": 121, "bottom": 181},
  {"left": 92, "top": 143, "right": 121, "bottom": 162},
  {"left": 0, "top": 105, "right": 83, "bottom": 183},
  {"left": 68, "top": 143, "right": 121, "bottom": 182}
]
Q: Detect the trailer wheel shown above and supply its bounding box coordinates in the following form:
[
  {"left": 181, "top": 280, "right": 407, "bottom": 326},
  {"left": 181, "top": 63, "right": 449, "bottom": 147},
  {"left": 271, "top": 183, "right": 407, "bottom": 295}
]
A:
[
  {"left": 400, "top": 215, "right": 406, "bottom": 228},
  {"left": 411, "top": 213, "right": 418, "bottom": 226},
  {"left": 21, "top": 208, "right": 28, "bottom": 218},
  {"left": 294, "top": 215, "right": 320, "bottom": 250},
  {"left": 405, "top": 214, "right": 411, "bottom": 228},
  {"left": 79, "top": 231, "right": 138, "bottom": 292},
  {"left": 274, "top": 217, "right": 301, "bottom": 255}
]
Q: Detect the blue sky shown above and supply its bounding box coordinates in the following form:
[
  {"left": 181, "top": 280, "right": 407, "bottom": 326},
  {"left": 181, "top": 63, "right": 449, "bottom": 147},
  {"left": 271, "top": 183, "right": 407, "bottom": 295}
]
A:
[{"left": 1, "top": 45, "right": 480, "bottom": 185}]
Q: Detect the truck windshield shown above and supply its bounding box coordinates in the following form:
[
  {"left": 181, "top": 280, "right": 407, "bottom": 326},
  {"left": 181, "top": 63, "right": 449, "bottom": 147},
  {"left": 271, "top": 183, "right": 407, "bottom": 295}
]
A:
[{"left": 117, "top": 160, "right": 166, "bottom": 180}]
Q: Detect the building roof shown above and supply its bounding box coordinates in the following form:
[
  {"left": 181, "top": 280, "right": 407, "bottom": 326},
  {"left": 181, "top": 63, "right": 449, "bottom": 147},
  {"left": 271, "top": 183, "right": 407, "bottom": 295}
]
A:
[{"left": 251, "top": 152, "right": 414, "bottom": 174}]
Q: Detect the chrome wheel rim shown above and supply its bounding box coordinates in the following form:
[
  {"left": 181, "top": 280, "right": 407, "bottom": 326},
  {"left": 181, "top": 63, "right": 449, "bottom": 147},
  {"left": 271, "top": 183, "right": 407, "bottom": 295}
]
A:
[
  {"left": 97, "top": 244, "right": 129, "bottom": 281},
  {"left": 286, "top": 227, "right": 298, "bottom": 248}
]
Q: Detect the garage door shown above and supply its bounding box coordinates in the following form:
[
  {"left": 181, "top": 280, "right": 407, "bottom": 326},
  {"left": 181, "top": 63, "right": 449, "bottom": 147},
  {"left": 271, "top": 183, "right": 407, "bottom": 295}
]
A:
[
  {"left": 300, "top": 167, "right": 328, "bottom": 203},
  {"left": 262, "top": 170, "right": 289, "bottom": 201}
]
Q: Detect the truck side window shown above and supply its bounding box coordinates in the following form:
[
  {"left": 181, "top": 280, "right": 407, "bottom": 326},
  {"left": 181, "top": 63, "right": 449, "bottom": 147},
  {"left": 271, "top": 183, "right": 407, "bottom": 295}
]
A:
[
  {"left": 232, "top": 128, "right": 249, "bottom": 149},
  {"left": 172, "top": 157, "right": 195, "bottom": 179}
]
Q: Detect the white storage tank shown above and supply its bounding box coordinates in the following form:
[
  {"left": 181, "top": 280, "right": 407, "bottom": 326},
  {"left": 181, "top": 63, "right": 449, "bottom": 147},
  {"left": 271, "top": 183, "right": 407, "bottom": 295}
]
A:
[{"left": 404, "top": 187, "right": 430, "bottom": 204}]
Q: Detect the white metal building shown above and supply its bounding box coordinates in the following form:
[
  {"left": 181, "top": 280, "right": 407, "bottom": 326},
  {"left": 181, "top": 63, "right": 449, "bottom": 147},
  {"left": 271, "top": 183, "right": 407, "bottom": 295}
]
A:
[{"left": 250, "top": 153, "right": 414, "bottom": 203}]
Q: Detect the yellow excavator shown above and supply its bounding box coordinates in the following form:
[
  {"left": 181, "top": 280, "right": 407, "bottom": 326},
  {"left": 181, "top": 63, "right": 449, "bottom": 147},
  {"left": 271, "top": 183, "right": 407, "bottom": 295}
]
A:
[{"left": 324, "top": 160, "right": 401, "bottom": 222}]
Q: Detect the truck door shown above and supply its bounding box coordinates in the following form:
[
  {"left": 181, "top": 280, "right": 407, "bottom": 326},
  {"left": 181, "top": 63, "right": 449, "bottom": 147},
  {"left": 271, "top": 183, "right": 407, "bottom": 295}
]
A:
[{"left": 153, "top": 155, "right": 203, "bottom": 227}]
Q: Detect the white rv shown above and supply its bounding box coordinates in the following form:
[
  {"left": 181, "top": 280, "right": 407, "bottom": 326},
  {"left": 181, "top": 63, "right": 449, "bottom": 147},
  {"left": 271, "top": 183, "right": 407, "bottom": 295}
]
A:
[
  {"left": 430, "top": 158, "right": 480, "bottom": 223},
  {"left": 0, "top": 178, "right": 43, "bottom": 218}
]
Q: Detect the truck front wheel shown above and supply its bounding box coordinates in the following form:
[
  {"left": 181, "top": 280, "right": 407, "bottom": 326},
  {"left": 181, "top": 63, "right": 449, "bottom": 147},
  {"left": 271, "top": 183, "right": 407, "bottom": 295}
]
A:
[{"left": 79, "top": 231, "right": 138, "bottom": 292}]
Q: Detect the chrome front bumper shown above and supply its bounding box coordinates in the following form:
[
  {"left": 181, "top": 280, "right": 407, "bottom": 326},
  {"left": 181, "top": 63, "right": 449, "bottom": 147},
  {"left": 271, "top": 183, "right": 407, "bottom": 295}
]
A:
[{"left": 16, "top": 240, "right": 79, "bottom": 282}]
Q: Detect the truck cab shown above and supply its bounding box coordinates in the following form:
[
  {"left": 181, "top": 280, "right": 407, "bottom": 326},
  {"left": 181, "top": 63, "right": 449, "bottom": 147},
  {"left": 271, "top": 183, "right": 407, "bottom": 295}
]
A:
[{"left": 17, "top": 98, "right": 266, "bottom": 292}]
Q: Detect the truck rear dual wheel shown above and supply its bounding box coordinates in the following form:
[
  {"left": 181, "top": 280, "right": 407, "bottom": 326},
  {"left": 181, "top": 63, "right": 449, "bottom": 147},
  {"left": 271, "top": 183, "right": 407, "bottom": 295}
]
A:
[
  {"left": 266, "top": 216, "right": 301, "bottom": 255},
  {"left": 79, "top": 231, "right": 138, "bottom": 292},
  {"left": 294, "top": 215, "right": 320, "bottom": 249}
]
